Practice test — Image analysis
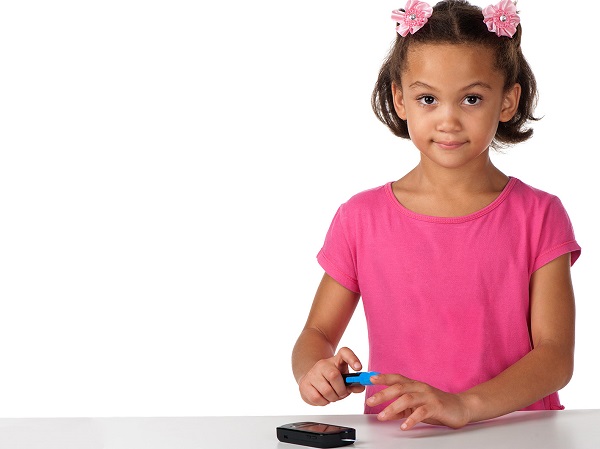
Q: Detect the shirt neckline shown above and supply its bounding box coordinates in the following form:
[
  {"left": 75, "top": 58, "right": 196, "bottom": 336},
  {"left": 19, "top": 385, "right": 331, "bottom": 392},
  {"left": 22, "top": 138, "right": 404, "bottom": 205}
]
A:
[{"left": 384, "top": 176, "right": 518, "bottom": 224}]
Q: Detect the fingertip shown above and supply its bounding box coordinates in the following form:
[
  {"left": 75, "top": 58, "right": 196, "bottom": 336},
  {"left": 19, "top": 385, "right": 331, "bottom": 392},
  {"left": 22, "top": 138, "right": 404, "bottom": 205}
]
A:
[
  {"left": 369, "top": 374, "right": 381, "bottom": 384},
  {"left": 339, "top": 347, "right": 362, "bottom": 370}
]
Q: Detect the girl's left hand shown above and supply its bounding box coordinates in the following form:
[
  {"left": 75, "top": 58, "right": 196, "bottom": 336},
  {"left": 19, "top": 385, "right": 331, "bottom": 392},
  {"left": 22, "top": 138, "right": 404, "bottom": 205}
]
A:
[{"left": 367, "top": 374, "right": 471, "bottom": 430}]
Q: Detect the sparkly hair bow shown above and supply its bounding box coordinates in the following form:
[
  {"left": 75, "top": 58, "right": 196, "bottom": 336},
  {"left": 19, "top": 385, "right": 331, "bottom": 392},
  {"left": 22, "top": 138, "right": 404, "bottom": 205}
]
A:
[
  {"left": 391, "top": 0, "right": 433, "bottom": 37},
  {"left": 482, "top": 0, "right": 520, "bottom": 38}
]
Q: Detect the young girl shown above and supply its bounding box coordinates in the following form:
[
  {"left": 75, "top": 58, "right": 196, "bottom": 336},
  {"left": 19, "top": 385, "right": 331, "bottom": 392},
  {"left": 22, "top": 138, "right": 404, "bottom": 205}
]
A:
[{"left": 292, "top": 0, "right": 581, "bottom": 431}]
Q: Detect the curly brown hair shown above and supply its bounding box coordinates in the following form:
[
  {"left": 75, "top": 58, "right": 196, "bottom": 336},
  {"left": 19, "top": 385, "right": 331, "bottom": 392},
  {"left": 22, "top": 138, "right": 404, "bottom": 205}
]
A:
[{"left": 372, "top": 0, "right": 539, "bottom": 149}]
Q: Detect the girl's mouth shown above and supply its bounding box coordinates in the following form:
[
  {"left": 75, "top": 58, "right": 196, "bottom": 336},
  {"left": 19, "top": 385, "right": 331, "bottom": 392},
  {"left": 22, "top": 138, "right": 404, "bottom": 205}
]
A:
[{"left": 435, "top": 141, "right": 465, "bottom": 150}]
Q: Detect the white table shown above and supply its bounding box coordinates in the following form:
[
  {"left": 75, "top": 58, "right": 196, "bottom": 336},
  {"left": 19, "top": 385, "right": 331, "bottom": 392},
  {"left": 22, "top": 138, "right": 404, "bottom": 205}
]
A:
[{"left": 1, "top": 410, "right": 599, "bottom": 448}]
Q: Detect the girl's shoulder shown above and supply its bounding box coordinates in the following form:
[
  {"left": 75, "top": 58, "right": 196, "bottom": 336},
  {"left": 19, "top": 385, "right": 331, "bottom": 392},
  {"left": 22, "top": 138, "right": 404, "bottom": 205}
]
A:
[
  {"left": 338, "top": 183, "right": 393, "bottom": 213},
  {"left": 509, "top": 177, "right": 564, "bottom": 209},
  {"left": 346, "top": 182, "right": 390, "bottom": 201}
]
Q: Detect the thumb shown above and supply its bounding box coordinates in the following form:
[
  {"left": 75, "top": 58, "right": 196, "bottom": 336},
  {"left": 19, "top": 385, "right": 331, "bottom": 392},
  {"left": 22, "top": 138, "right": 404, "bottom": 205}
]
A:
[{"left": 335, "top": 347, "right": 362, "bottom": 372}]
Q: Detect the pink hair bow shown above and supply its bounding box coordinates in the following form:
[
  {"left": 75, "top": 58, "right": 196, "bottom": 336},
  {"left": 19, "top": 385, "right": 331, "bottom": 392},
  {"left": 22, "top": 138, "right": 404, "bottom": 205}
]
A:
[
  {"left": 391, "top": 0, "right": 433, "bottom": 37},
  {"left": 482, "top": 0, "right": 520, "bottom": 38}
]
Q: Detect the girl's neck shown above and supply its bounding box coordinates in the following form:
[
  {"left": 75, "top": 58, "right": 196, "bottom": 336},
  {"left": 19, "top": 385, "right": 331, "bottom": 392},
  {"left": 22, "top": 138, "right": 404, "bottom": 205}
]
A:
[
  {"left": 392, "top": 152, "right": 510, "bottom": 217},
  {"left": 405, "top": 153, "right": 508, "bottom": 196}
]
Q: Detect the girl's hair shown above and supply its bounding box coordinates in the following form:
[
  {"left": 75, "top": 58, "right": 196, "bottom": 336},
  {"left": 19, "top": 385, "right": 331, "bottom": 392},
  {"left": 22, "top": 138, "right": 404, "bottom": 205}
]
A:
[{"left": 372, "top": 0, "right": 538, "bottom": 149}]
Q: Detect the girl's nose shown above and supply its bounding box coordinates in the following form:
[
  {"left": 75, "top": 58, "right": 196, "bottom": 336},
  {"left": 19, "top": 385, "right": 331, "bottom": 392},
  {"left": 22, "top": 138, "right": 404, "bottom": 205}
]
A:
[{"left": 435, "top": 105, "right": 462, "bottom": 133}]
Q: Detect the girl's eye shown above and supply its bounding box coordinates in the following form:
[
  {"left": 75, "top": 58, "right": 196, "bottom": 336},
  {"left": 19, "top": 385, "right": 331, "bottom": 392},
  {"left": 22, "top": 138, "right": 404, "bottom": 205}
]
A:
[
  {"left": 418, "top": 95, "right": 436, "bottom": 105},
  {"left": 464, "top": 95, "right": 482, "bottom": 105}
]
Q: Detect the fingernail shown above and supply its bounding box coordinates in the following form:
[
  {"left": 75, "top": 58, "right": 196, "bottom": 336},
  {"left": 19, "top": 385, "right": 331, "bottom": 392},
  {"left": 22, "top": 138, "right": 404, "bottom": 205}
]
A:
[
  {"left": 401, "top": 422, "right": 408, "bottom": 430},
  {"left": 378, "top": 411, "right": 386, "bottom": 419},
  {"left": 353, "top": 363, "right": 361, "bottom": 370}
]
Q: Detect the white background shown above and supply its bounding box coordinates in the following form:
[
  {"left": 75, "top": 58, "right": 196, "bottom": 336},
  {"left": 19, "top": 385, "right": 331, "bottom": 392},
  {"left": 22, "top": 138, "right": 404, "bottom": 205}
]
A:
[{"left": 0, "top": 1, "right": 598, "bottom": 418}]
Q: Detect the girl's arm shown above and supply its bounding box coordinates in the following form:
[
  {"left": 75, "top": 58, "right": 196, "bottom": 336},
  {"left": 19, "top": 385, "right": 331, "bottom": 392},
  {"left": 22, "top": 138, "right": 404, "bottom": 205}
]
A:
[
  {"left": 292, "top": 273, "right": 363, "bottom": 406},
  {"left": 461, "top": 251, "right": 575, "bottom": 419},
  {"left": 368, "top": 252, "right": 576, "bottom": 429}
]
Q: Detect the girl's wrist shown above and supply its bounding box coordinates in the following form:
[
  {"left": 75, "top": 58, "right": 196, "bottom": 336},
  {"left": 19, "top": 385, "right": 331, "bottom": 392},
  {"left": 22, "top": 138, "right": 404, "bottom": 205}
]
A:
[{"left": 457, "top": 391, "right": 484, "bottom": 424}]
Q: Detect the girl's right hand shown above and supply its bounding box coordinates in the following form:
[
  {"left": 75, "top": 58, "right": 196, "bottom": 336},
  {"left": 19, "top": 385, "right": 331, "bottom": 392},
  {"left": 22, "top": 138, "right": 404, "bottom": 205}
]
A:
[{"left": 298, "top": 347, "right": 365, "bottom": 406}]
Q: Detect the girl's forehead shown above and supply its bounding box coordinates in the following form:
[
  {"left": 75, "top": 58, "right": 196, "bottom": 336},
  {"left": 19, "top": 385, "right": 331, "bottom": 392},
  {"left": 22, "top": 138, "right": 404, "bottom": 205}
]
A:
[
  {"left": 406, "top": 42, "right": 495, "bottom": 64},
  {"left": 402, "top": 43, "right": 502, "bottom": 85}
]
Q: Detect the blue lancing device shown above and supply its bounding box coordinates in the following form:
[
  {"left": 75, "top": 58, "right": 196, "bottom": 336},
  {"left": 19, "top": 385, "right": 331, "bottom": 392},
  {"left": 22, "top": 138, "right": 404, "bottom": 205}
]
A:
[{"left": 342, "top": 371, "right": 380, "bottom": 386}]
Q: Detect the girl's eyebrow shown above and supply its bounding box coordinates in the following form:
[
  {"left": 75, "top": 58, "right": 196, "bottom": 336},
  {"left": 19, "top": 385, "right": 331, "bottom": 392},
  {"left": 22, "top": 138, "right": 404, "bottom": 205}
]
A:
[
  {"left": 461, "top": 82, "right": 493, "bottom": 91},
  {"left": 408, "top": 81, "right": 493, "bottom": 91},
  {"left": 408, "top": 81, "right": 437, "bottom": 91}
]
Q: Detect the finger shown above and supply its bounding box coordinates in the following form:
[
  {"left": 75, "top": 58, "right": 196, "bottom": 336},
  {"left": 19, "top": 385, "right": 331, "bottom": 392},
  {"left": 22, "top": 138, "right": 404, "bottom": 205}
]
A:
[
  {"left": 379, "top": 407, "right": 412, "bottom": 422},
  {"left": 300, "top": 385, "right": 330, "bottom": 406},
  {"left": 313, "top": 374, "right": 347, "bottom": 403},
  {"left": 370, "top": 373, "right": 413, "bottom": 386},
  {"left": 323, "top": 369, "right": 351, "bottom": 399},
  {"left": 378, "top": 392, "right": 424, "bottom": 421},
  {"left": 367, "top": 382, "right": 412, "bottom": 407},
  {"left": 335, "top": 347, "right": 362, "bottom": 372},
  {"left": 300, "top": 368, "right": 344, "bottom": 404},
  {"left": 401, "top": 405, "right": 430, "bottom": 430}
]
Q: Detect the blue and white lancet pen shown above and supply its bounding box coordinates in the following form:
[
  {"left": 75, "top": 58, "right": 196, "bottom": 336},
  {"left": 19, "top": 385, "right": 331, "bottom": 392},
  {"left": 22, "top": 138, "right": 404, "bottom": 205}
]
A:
[{"left": 342, "top": 371, "right": 380, "bottom": 386}]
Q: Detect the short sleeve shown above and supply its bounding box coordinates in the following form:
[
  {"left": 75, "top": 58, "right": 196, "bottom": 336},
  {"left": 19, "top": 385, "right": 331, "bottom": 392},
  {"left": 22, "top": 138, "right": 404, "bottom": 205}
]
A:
[
  {"left": 316, "top": 205, "right": 360, "bottom": 293},
  {"left": 532, "top": 196, "right": 581, "bottom": 273}
]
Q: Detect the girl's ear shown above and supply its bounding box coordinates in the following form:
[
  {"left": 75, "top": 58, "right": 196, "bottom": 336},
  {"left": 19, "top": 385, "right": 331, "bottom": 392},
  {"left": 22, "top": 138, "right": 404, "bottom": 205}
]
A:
[
  {"left": 499, "top": 83, "right": 522, "bottom": 122},
  {"left": 392, "top": 82, "right": 407, "bottom": 120}
]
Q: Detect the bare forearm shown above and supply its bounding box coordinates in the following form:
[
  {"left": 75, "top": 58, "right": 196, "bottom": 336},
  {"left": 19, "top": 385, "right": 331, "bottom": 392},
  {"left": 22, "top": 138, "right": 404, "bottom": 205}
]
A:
[
  {"left": 460, "top": 342, "right": 574, "bottom": 423},
  {"left": 292, "top": 328, "right": 336, "bottom": 383}
]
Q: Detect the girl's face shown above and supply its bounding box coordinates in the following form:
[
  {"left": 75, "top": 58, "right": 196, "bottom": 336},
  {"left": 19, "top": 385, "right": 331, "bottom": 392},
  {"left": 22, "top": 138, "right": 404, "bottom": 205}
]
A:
[{"left": 392, "top": 43, "right": 520, "bottom": 170}]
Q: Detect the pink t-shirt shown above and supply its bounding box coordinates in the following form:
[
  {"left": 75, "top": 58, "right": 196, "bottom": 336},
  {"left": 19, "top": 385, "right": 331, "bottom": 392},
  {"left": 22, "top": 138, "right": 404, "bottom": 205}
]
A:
[{"left": 317, "top": 177, "right": 581, "bottom": 413}]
